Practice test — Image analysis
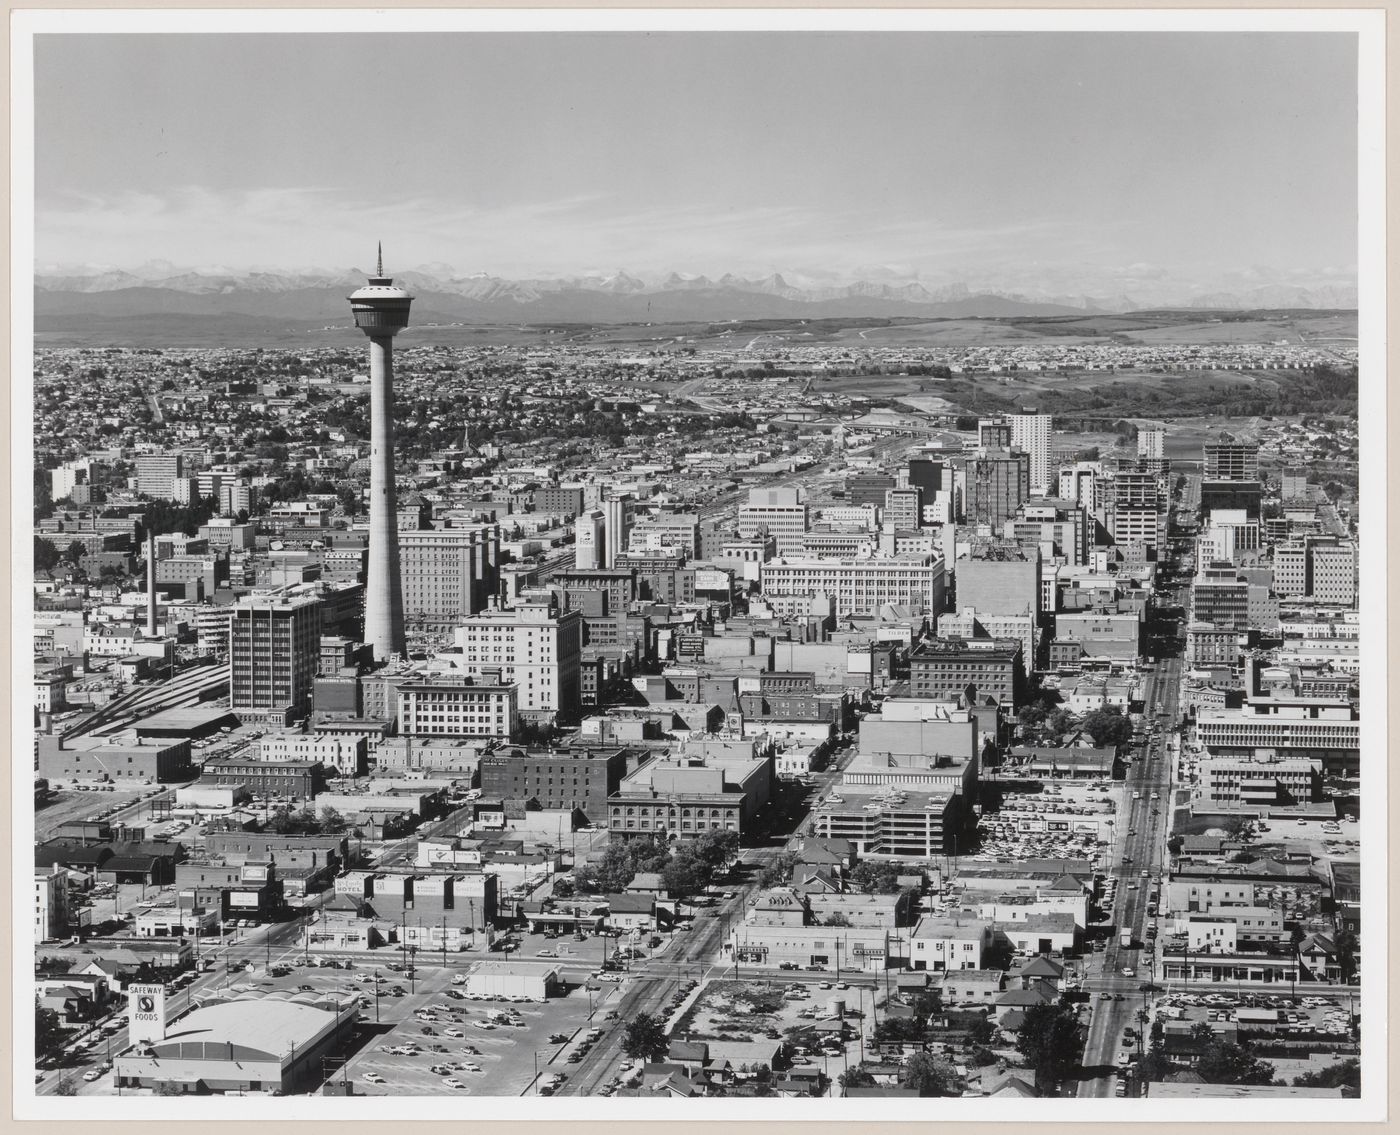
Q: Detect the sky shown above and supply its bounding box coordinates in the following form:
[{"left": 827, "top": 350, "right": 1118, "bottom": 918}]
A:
[{"left": 32, "top": 29, "right": 1359, "bottom": 295}]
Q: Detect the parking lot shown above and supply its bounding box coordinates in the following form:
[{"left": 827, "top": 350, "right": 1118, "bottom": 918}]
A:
[
  {"left": 340, "top": 970, "right": 611, "bottom": 1096},
  {"left": 219, "top": 952, "right": 621, "bottom": 1096},
  {"left": 972, "top": 781, "right": 1120, "bottom": 866},
  {"left": 506, "top": 925, "right": 676, "bottom": 972}
]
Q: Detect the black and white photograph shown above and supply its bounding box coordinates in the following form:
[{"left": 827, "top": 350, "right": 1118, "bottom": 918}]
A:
[{"left": 11, "top": 8, "right": 1387, "bottom": 1124}]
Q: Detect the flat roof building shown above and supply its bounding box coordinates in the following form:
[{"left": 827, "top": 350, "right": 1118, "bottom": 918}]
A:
[{"left": 114, "top": 994, "right": 359, "bottom": 1095}]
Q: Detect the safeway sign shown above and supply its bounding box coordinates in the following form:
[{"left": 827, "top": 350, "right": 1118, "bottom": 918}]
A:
[{"left": 128, "top": 983, "right": 167, "bottom": 1043}]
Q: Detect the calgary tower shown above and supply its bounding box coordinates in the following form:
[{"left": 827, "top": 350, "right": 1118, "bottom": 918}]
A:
[{"left": 349, "top": 244, "right": 412, "bottom": 661}]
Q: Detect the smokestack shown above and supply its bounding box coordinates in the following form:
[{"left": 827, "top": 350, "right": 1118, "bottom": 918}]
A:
[{"left": 146, "top": 534, "right": 158, "bottom": 637}]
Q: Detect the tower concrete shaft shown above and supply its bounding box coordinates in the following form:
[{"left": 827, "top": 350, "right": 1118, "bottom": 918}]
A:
[
  {"left": 349, "top": 250, "right": 414, "bottom": 662},
  {"left": 366, "top": 333, "right": 407, "bottom": 660}
]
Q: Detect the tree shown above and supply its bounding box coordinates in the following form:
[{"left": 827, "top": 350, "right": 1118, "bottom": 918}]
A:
[
  {"left": 823, "top": 912, "right": 852, "bottom": 928},
  {"left": 1293, "top": 1058, "right": 1360, "bottom": 1094},
  {"left": 1190, "top": 1023, "right": 1275, "bottom": 1085},
  {"left": 1046, "top": 708, "right": 1076, "bottom": 739},
  {"left": 661, "top": 847, "right": 709, "bottom": 899},
  {"left": 873, "top": 1016, "right": 926, "bottom": 1043},
  {"left": 693, "top": 829, "right": 739, "bottom": 873},
  {"left": 1222, "top": 816, "right": 1252, "bottom": 841},
  {"left": 63, "top": 539, "right": 87, "bottom": 566},
  {"left": 35, "top": 1003, "right": 66, "bottom": 1060},
  {"left": 1080, "top": 705, "right": 1134, "bottom": 748},
  {"left": 1138, "top": 1042, "right": 1174, "bottom": 1085},
  {"left": 1167, "top": 835, "right": 1185, "bottom": 856},
  {"left": 1015, "top": 1002, "right": 1084, "bottom": 1090},
  {"left": 621, "top": 1012, "right": 668, "bottom": 1061},
  {"left": 267, "top": 804, "right": 296, "bottom": 834},
  {"left": 967, "top": 1015, "right": 998, "bottom": 1046},
  {"left": 851, "top": 859, "right": 901, "bottom": 894},
  {"left": 53, "top": 1077, "right": 78, "bottom": 1096},
  {"left": 1017, "top": 703, "right": 1048, "bottom": 733},
  {"left": 838, "top": 1068, "right": 876, "bottom": 1093},
  {"left": 756, "top": 852, "right": 797, "bottom": 889},
  {"left": 901, "top": 1052, "right": 960, "bottom": 1097},
  {"left": 318, "top": 806, "right": 348, "bottom": 834},
  {"left": 1334, "top": 929, "right": 1358, "bottom": 983},
  {"left": 34, "top": 535, "right": 61, "bottom": 572}
]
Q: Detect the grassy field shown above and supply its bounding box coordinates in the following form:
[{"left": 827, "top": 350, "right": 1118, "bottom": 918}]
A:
[
  {"left": 832, "top": 319, "right": 1050, "bottom": 345},
  {"left": 1119, "top": 313, "right": 1358, "bottom": 345}
]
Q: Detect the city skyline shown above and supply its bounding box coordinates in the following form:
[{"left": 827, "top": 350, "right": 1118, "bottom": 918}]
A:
[
  {"left": 34, "top": 30, "right": 1359, "bottom": 299},
  {"left": 18, "top": 9, "right": 1383, "bottom": 1118}
]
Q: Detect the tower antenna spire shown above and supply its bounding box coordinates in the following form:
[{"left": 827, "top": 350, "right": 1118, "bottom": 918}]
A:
[{"left": 377, "top": 241, "right": 384, "bottom": 278}]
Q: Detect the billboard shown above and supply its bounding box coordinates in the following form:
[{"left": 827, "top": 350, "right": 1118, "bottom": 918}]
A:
[
  {"left": 128, "top": 982, "right": 167, "bottom": 1043},
  {"left": 694, "top": 569, "right": 730, "bottom": 593}
]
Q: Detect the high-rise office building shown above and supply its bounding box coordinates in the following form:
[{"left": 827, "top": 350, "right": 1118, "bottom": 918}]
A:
[
  {"left": 452, "top": 600, "right": 584, "bottom": 722},
  {"left": 883, "top": 487, "right": 923, "bottom": 530},
  {"left": 738, "top": 487, "right": 809, "bottom": 558},
  {"left": 348, "top": 246, "right": 412, "bottom": 662},
  {"left": 628, "top": 512, "right": 701, "bottom": 558},
  {"left": 848, "top": 471, "right": 896, "bottom": 510},
  {"left": 1058, "top": 461, "right": 1102, "bottom": 515},
  {"left": 965, "top": 448, "right": 1030, "bottom": 527},
  {"left": 1137, "top": 427, "right": 1166, "bottom": 461},
  {"left": 1273, "top": 536, "right": 1357, "bottom": 607},
  {"left": 759, "top": 554, "right": 946, "bottom": 619},
  {"left": 1204, "top": 442, "right": 1261, "bottom": 482},
  {"left": 956, "top": 540, "right": 1042, "bottom": 619},
  {"left": 229, "top": 592, "right": 323, "bottom": 721},
  {"left": 977, "top": 418, "right": 1013, "bottom": 449},
  {"left": 1010, "top": 410, "right": 1053, "bottom": 494},
  {"left": 1108, "top": 471, "right": 1165, "bottom": 555},
  {"left": 907, "top": 458, "right": 946, "bottom": 500},
  {"left": 1281, "top": 467, "right": 1310, "bottom": 501},
  {"left": 135, "top": 453, "right": 185, "bottom": 500},
  {"left": 399, "top": 524, "right": 500, "bottom": 626},
  {"left": 1189, "top": 564, "right": 1251, "bottom": 632}
]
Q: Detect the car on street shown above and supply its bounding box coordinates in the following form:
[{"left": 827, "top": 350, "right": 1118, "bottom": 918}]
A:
[{"left": 1122, "top": 968, "right": 1136, "bottom": 978}]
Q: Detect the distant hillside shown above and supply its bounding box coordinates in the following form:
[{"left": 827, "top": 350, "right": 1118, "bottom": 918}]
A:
[{"left": 34, "top": 278, "right": 1095, "bottom": 327}]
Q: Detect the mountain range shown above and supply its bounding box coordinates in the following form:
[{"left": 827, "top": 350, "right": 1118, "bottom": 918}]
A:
[{"left": 33, "top": 265, "right": 1359, "bottom": 324}]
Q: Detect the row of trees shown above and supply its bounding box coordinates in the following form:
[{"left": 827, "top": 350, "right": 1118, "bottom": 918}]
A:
[
  {"left": 573, "top": 830, "right": 738, "bottom": 899},
  {"left": 33, "top": 535, "right": 87, "bottom": 573},
  {"left": 265, "top": 805, "right": 349, "bottom": 836},
  {"left": 1138, "top": 1022, "right": 1276, "bottom": 1086},
  {"left": 1017, "top": 700, "right": 1135, "bottom": 749}
]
